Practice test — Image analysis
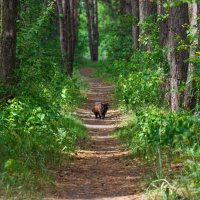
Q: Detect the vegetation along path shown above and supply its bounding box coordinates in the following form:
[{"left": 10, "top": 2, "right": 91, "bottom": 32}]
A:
[{"left": 47, "top": 67, "right": 142, "bottom": 200}]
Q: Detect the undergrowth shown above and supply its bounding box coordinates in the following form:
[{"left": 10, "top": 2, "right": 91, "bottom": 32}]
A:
[
  {"left": 96, "top": 10, "right": 200, "bottom": 200},
  {"left": 0, "top": 1, "right": 87, "bottom": 195}
]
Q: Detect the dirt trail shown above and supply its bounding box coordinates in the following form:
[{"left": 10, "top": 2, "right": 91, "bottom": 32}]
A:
[{"left": 47, "top": 68, "right": 142, "bottom": 200}]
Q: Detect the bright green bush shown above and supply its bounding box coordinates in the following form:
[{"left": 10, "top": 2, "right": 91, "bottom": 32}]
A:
[
  {"left": 117, "top": 68, "right": 164, "bottom": 109},
  {"left": 0, "top": 0, "right": 87, "bottom": 192}
]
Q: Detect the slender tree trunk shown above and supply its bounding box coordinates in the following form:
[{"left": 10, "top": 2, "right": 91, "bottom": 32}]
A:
[
  {"left": 169, "top": 3, "right": 189, "bottom": 112},
  {"left": 0, "top": 0, "right": 17, "bottom": 81},
  {"left": 184, "top": 2, "right": 198, "bottom": 109},
  {"left": 57, "top": 0, "right": 75, "bottom": 76},
  {"left": 157, "top": 0, "right": 168, "bottom": 48},
  {"left": 66, "top": 0, "right": 73, "bottom": 74},
  {"left": 72, "top": 0, "right": 79, "bottom": 54},
  {"left": 139, "top": 0, "right": 157, "bottom": 50},
  {"left": 84, "top": 0, "right": 99, "bottom": 61},
  {"left": 84, "top": 0, "right": 93, "bottom": 60},
  {"left": 130, "top": 0, "right": 139, "bottom": 49},
  {"left": 139, "top": 0, "right": 157, "bottom": 22},
  {"left": 91, "top": 0, "right": 99, "bottom": 61}
]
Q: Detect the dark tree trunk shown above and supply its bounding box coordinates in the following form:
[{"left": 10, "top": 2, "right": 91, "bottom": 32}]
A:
[
  {"left": 139, "top": 0, "right": 157, "bottom": 22},
  {"left": 84, "top": 0, "right": 99, "bottom": 61},
  {"left": 139, "top": 0, "right": 157, "bottom": 50},
  {"left": 157, "top": 0, "right": 168, "bottom": 48},
  {"left": 130, "top": 0, "right": 139, "bottom": 49},
  {"left": 168, "top": 3, "right": 189, "bottom": 112},
  {"left": 84, "top": 0, "right": 94, "bottom": 60},
  {"left": 91, "top": 0, "right": 99, "bottom": 61},
  {"left": 56, "top": 0, "right": 76, "bottom": 76},
  {"left": 0, "top": 0, "right": 17, "bottom": 81},
  {"left": 66, "top": 0, "right": 73, "bottom": 74},
  {"left": 71, "top": 0, "right": 79, "bottom": 55}
]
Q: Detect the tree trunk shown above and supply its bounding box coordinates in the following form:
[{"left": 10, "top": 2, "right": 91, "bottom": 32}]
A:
[
  {"left": 184, "top": 2, "right": 199, "bottom": 109},
  {"left": 84, "top": 0, "right": 94, "bottom": 60},
  {"left": 72, "top": 0, "right": 79, "bottom": 55},
  {"left": 130, "top": 0, "right": 139, "bottom": 49},
  {"left": 139, "top": 0, "right": 157, "bottom": 50},
  {"left": 169, "top": 3, "right": 189, "bottom": 112},
  {"left": 0, "top": 0, "right": 17, "bottom": 81},
  {"left": 91, "top": 0, "right": 99, "bottom": 61},
  {"left": 139, "top": 0, "right": 157, "bottom": 22},
  {"left": 57, "top": 0, "right": 76, "bottom": 76},
  {"left": 157, "top": 0, "right": 168, "bottom": 48},
  {"left": 84, "top": 0, "right": 99, "bottom": 61}
]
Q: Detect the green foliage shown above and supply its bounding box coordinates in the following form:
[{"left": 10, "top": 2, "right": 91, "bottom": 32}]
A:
[
  {"left": 99, "top": 5, "right": 200, "bottom": 198},
  {"left": 117, "top": 67, "right": 164, "bottom": 109},
  {"left": 0, "top": 0, "right": 87, "bottom": 193},
  {"left": 102, "top": 14, "right": 133, "bottom": 61}
]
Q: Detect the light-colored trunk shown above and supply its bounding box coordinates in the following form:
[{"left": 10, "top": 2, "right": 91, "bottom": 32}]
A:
[
  {"left": 130, "top": 0, "right": 139, "bottom": 49},
  {"left": 184, "top": 2, "right": 198, "bottom": 109}
]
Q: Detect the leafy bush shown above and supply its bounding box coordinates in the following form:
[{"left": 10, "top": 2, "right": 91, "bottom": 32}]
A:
[
  {"left": 97, "top": 3, "right": 200, "bottom": 198},
  {"left": 0, "top": 1, "right": 87, "bottom": 192},
  {"left": 117, "top": 68, "right": 164, "bottom": 109}
]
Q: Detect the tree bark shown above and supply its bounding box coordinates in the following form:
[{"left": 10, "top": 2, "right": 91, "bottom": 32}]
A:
[
  {"left": 91, "top": 0, "right": 99, "bottom": 61},
  {"left": 84, "top": 0, "right": 93, "bottom": 60},
  {"left": 184, "top": 2, "right": 199, "bottom": 109},
  {"left": 169, "top": 3, "right": 189, "bottom": 112},
  {"left": 139, "top": 0, "right": 157, "bottom": 50},
  {"left": 0, "top": 0, "right": 17, "bottom": 81},
  {"left": 139, "top": 0, "right": 157, "bottom": 23},
  {"left": 157, "top": 0, "right": 168, "bottom": 48},
  {"left": 130, "top": 0, "right": 139, "bottom": 49},
  {"left": 57, "top": 0, "right": 76, "bottom": 76},
  {"left": 84, "top": 0, "right": 99, "bottom": 61}
]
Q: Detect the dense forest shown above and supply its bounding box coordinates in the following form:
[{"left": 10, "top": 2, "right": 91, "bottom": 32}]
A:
[{"left": 0, "top": 0, "right": 200, "bottom": 199}]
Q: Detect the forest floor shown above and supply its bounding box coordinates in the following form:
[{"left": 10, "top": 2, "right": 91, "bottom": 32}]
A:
[{"left": 46, "top": 67, "right": 146, "bottom": 200}]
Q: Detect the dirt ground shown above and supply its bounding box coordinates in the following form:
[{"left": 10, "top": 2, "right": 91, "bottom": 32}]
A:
[{"left": 46, "top": 67, "right": 144, "bottom": 200}]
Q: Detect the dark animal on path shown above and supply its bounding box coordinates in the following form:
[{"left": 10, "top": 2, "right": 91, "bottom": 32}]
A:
[{"left": 92, "top": 102, "right": 108, "bottom": 119}]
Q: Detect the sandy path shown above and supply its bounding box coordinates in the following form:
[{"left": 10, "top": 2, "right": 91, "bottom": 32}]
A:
[{"left": 47, "top": 67, "right": 141, "bottom": 200}]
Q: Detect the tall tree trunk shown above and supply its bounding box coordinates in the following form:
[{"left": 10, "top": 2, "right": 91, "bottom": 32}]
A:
[
  {"left": 91, "top": 0, "right": 99, "bottom": 61},
  {"left": 57, "top": 0, "right": 76, "bottom": 76},
  {"left": 66, "top": 0, "right": 73, "bottom": 74},
  {"left": 84, "top": 0, "right": 93, "bottom": 60},
  {"left": 184, "top": 2, "right": 199, "bottom": 109},
  {"left": 71, "top": 0, "right": 79, "bottom": 55},
  {"left": 157, "top": 0, "right": 168, "bottom": 48},
  {"left": 0, "top": 0, "right": 17, "bottom": 81},
  {"left": 139, "top": 0, "right": 157, "bottom": 50},
  {"left": 169, "top": 3, "right": 189, "bottom": 112},
  {"left": 130, "top": 0, "right": 139, "bottom": 49},
  {"left": 84, "top": 0, "right": 99, "bottom": 61},
  {"left": 139, "top": 0, "right": 157, "bottom": 22}
]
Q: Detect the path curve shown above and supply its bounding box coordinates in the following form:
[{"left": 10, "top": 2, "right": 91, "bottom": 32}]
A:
[{"left": 47, "top": 67, "right": 141, "bottom": 200}]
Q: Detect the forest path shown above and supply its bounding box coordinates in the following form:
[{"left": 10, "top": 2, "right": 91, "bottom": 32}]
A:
[{"left": 47, "top": 67, "right": 142, "bottom": 200}]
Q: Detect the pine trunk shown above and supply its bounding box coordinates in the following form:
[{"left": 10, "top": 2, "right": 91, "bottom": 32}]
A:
[
  {"left": 169, "top": 3, "right": 189, "bottom": 112},
  {"left": 0, "top": 0, "right": 17, "bottom": 81},
  {"left": 157, "top": 0, "right": 168, "bottom": 48},
  {"left": 130, "top": 0, "right": 139, "bottom": 49},
  {"left": 184, "top": 2, "right": 199, "bottom": 109},
  {"left": 57, "top": 0, "right": 74, "bottom": 76},
  {"left": 85, "top": 0, "right": 99, "bottom": 61},
  {"left": 139, "top": 0, "right": 157, "bottom": 50},
  {"left": 91, "top": 0, "right": 98, "bottom": 61}
]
